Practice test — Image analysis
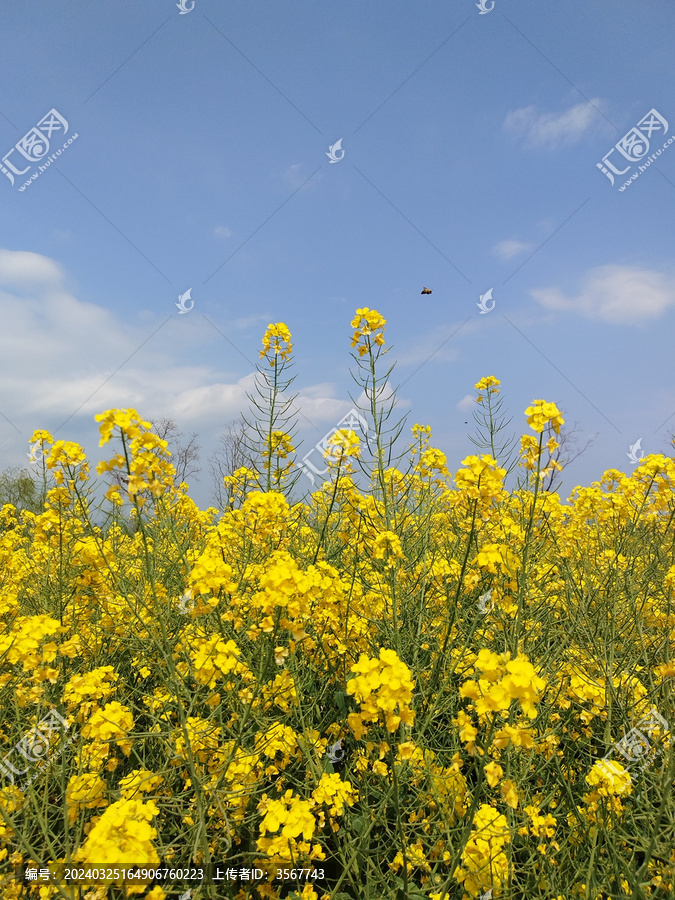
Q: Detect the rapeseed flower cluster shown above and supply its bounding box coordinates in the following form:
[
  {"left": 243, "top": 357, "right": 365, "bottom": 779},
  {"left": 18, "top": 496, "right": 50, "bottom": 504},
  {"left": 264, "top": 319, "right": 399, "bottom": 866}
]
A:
[
  {"left": 454, "top": 804, "right": 511, "bottom": 897},
  {"left": 524, "top": 399, "right": 565, "bottom": 434},
  {"left": 73, "top": 796, "right": 161, "bottom": 891},
  {"left": 260, "top": 322, "right": 293, "bottom": 364},
  {"left": 350, "top": 307, "right": 386, "bottom": 356},
  {"left": 95, "top": 409, "right": 173, "bottom": 503},
  {"left": 256, "top": 790, "right": 323, "bottom": 863},
  {"left": 347, "top": 648, "right": 415, "bottom": 738},
  {"left": 324, "top": 429, "right": 361, "bottom": 461},
  {"left": 459, "top": 650, "right": 546, "bottom": 723}
]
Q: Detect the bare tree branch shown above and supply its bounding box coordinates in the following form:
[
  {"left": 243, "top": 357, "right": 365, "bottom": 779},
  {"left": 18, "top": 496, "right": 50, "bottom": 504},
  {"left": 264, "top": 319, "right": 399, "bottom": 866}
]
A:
[
  {"left": 541, "top": 418, "right": 598, "bottom": 494},
  {"left": 209, "top": 415, "right": 254, "bottom": 508},
  {"left": 105, "top": 418, "right": 201, "bottom": 494},
  {"left": 149, "top": 417, "right": 201, "bottom": 487}
]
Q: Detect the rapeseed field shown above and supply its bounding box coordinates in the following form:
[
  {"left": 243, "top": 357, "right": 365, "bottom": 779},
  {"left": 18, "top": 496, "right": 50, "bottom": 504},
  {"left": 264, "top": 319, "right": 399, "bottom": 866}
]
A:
[{"left": 1, "top": 310, "right": 674, "bottom": 899}]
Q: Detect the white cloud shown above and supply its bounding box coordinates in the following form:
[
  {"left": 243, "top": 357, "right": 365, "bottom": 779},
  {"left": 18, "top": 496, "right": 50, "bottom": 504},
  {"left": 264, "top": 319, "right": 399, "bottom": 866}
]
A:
[
  {"left": 504, "top": 99, "right": 605, "bottom": 150},
  {"left": 0, "top": 247, "right": 348, "bottom": 450},
  {"left": 170, "top": 374, "right": 256, "bottom": 423},
  {"left": 493, "top": 239, "right": 534, "bottom": 261},
  {"left": 294, "top": 395, "right": 354, "bottom": 426},
  {"left": 0, "top": 248, "right": 414, "bottom": 509},
  {"left": 0, "top": 248, "right": 63, "bottom": 286},
  {"left": 291, "top": 384, "right": 408, "bottom": 431},
  {"left": 214, "top": 225, "right": 233, "bottom": 239},
  {"left": 530, "top": 265, "right": 675, "bottom": 324},
  {"left": 457, "top": 394, "right": 476, "bottom": 412},
  {"left": 354, "top": 385, "right": 411, "bottom": 414}
]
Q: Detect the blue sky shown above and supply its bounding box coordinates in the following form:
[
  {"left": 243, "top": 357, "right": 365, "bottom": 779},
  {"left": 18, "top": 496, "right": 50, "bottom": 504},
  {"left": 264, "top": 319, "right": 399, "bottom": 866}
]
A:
[{"left": 1, "top": 0, "right": 674, "bottom": 510}]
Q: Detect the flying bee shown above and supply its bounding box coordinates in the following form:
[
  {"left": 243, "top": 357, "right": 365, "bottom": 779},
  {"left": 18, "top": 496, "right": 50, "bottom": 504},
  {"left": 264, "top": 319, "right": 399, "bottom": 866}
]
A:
[{"left": 421, "top": 287, "right": 432, "bottom": 295}]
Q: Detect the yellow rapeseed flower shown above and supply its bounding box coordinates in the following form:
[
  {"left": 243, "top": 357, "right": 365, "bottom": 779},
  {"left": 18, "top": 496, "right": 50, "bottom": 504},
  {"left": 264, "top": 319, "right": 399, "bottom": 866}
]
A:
[
  {"left": 586, "top": 759, "right": 632, "bottom": 797},
  {"left": 66, "top": 773, "right": 107, "bottom": 824},
  {"left": 260, "top": 323, "right": 293, "bottom": 365},
  {"left": 350, "top": 307, "right": 386, "bottom": 357},
  {"left": 524, "top": 399, "right": 565, "bottom": 435},
  {"left": 80, "top": 701, "right": 134, "bottom": 756}
]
